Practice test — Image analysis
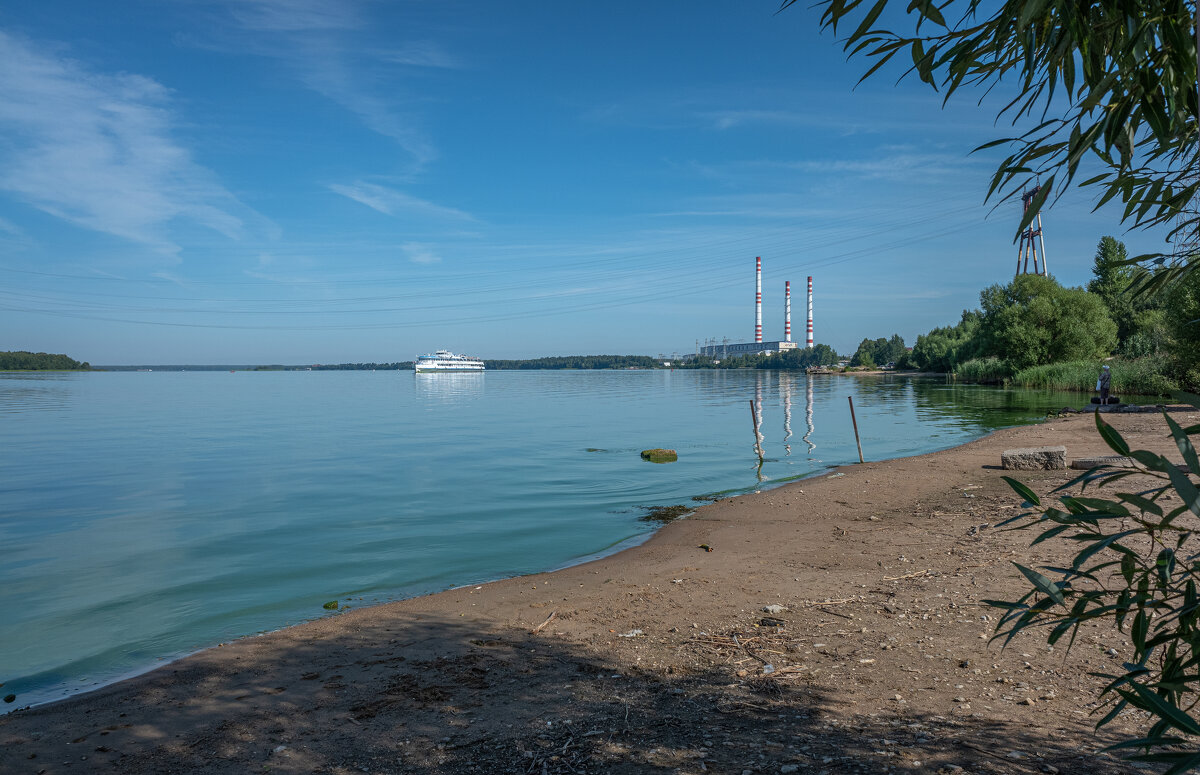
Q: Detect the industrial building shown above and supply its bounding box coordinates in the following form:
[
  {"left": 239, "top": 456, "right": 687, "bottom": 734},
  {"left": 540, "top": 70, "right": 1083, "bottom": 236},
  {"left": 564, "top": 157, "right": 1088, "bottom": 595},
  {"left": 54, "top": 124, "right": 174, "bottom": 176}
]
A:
[{"left": 698, "top": 258, "right": 812, "bottom": 358}]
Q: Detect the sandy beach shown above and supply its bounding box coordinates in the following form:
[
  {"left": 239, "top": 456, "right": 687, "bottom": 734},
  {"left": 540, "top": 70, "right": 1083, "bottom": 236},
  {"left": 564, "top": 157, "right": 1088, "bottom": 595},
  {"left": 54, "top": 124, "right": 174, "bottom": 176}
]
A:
[{"left": 3, "top": 407, "right": 1195, "bottom": 775}]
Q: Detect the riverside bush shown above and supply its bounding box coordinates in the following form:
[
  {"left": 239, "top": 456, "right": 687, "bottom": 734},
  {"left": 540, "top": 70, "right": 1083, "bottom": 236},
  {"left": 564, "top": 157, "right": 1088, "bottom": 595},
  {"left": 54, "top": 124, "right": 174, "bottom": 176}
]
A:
[
  {"left": 992, "top": 398, "right": 1200, "bottom": 770},
  {"left": 952, "top": 357, "right": 1010, "bottom": 384},
  {"left": 1012, "top": 359, "right": 1177, "bottom": 396}
]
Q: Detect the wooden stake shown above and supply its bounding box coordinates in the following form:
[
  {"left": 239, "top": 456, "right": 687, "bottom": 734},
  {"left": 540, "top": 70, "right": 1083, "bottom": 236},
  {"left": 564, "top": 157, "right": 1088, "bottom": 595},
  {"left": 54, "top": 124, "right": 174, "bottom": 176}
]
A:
[
  {"left": 749, "top": 399, "right": 764, "bottom": 463},
  {"left": 848, "top": 396, "right": 864, "bottom": 463}
]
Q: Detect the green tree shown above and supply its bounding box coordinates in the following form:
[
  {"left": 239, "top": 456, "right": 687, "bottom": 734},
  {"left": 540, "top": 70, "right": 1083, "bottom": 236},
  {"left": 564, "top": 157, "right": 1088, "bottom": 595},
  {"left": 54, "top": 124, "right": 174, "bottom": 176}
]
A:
[
  {"left": 910, "top": 310, "right": 983, "bottom": 372},
  {"left": 849, "top": 335, "right": 906, "bottom": 367},
  {"left": 849, "top": 338, "right": 879, "bottom": 367},
  {"left": 1088, "top": 236, "right": 1171, "bottom": 356},
  {"left": 1088, "top": 236, "right": 1139, "bottom": 341},
  {"left": 781, "top": 0, "right": 1198, "bottom": 279},
  {"left": 885, "top": 333, "right": 906, "bottom": 365},
  {"left": 978, "top": 274, "right": 1117, "bottom": 371},
  {"left": 1164, "top": 268, "right": 1200, "bottom": 389},
  {"left": 0, "top": 351, "right": 89, "bottom": 370},
  {"left": 1122, "top": 307, "right": 1172, "bottom": 358}
]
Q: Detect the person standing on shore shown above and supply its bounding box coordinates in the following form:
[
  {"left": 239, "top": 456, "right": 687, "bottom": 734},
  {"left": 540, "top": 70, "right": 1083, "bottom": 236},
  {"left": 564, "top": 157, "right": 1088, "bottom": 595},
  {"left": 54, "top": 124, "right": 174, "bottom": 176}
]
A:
[{"left": 1098, "top": 365, "right": 1111, "bottom": 403}]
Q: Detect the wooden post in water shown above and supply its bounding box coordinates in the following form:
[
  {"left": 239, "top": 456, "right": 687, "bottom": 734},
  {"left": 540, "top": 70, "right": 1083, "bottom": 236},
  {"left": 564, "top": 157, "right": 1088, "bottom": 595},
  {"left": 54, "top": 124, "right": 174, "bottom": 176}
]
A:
[
  {"left": 749, "top": 399, "right": 764, "bottom": 464},
  {"left": 848, "top": 396, "right": 864, "bottom": 463}
]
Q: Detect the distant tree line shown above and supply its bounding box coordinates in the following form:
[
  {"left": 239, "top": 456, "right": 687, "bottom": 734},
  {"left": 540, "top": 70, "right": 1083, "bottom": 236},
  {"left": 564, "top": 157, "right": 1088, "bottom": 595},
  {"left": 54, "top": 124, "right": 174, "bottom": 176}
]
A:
[
  {"left": 484, "top": 355, "right": 659, "bottom": 370},
  {"left": 252, "top": 362, "right": 413, "bottom": 371},
  {"left": 677, "top": 343, "right": 840, "bottom": 371},
  {"left": 0, "top": 351, "right": 89, "bottom": 370}
]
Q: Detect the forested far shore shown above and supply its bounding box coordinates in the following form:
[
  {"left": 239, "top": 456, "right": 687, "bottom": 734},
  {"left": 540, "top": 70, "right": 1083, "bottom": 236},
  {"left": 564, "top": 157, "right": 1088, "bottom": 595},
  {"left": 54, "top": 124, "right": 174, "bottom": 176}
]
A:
[
  {"left": 99, "top": 356, "right": 663, "bottom": 371},
  {"left": 0, "top": 351, "right": 90, "bottom": 371},
  {"left": 484, "top": 355, "right": 659, "bottom": 370}
]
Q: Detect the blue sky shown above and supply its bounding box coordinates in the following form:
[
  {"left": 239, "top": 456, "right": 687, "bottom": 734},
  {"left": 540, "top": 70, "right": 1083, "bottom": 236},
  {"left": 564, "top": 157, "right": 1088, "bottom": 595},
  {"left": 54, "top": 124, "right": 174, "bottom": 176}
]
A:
[{"left": 0, "top": 1, "right": 1170, "bottom": 364}]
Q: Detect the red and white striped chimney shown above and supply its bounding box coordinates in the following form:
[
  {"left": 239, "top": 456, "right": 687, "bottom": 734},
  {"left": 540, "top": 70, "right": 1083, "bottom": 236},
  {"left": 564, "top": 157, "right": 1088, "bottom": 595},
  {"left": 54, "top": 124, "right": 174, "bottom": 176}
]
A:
[
  {"left": 754, "top": 257, "right": 762, "bottom": 343},
  {"left": 784, "top": 281, "right": 792, "bottom": 342},
  {"left": 806, "top": 276, "right": 814, "bottom": 348}
]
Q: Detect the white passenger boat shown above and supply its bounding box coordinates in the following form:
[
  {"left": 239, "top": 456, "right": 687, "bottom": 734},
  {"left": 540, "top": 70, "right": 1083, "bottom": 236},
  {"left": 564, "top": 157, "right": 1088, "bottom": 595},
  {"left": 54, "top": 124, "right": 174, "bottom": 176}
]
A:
[{"left": 413, "top": 350, "right": 485, "bottom": 373}]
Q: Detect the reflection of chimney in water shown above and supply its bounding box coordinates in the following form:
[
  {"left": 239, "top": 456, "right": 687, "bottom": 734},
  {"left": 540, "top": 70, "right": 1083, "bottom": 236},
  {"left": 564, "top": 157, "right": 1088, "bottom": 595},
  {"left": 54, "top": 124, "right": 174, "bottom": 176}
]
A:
[
  {"left": 804, "top": 375, "right": 816, "bottom": 454},
  {"left": 782, "top": 372, "right": 793, "bottom": 456}
]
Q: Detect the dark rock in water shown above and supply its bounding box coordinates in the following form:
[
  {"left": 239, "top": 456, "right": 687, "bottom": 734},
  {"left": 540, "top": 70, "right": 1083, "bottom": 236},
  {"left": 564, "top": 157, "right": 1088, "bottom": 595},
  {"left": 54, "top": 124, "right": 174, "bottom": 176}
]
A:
[{"left": 640, "top": 448, "right": 677, "bottom": 463}]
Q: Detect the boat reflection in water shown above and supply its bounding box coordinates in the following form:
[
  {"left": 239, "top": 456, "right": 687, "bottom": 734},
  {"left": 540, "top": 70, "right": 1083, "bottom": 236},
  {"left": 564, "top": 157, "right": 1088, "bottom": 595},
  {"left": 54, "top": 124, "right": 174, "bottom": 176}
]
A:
[{"left": 413, "top": 371, "right": 485, "bottom": 403}]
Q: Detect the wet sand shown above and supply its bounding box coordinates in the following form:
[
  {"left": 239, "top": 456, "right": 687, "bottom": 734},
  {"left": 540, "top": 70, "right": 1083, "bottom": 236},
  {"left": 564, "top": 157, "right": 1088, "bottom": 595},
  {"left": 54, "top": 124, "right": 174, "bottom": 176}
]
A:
[{"left": 2, "top": 408, "right": 1193, "bottom": 774}]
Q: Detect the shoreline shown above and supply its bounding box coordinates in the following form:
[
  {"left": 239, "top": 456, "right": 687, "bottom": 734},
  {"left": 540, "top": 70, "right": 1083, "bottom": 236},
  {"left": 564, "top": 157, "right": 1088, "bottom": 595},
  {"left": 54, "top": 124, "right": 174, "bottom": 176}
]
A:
[
  {"left": 3, "top": 408, "right": 1196, "bottom": 774},
  {"left": 0, "top": 419, "right": 1004, "bottom": 716}
]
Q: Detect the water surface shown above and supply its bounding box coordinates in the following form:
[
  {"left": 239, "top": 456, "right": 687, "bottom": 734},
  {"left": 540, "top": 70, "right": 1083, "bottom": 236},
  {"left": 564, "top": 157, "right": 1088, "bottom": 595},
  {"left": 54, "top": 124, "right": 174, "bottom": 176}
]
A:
[{"left": 0, "top": 370, "right": 1112, "bottom": 708}]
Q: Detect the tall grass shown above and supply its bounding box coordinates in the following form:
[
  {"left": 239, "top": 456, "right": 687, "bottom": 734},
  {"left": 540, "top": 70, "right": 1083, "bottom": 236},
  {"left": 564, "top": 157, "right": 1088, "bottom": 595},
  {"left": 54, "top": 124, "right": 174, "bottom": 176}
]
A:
[
  {"left": 1011, "top": 358, "right": 1176, "bottom": 395},
  {"left": 952, "top": 357, "right": 1011, "bottom": 384}
]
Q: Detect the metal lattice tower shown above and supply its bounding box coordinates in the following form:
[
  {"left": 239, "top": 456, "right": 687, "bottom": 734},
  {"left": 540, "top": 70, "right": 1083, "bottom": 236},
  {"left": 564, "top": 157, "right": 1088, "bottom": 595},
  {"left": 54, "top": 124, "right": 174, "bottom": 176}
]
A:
[{"left": 1016, "top": 187, "right": 1049, "bottom": 276}]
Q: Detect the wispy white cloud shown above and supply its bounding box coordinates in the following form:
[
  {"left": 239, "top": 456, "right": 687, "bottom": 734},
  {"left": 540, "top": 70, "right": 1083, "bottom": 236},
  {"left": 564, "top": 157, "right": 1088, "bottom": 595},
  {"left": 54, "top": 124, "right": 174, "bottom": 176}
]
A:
[
  {"left": 149, "top": 270, "right": 190, "bottom": 285},
  {"left": 211, "top": 0, "right": 444, "bottom": 167},
  {"left": 670, "top": 147, "right": 982, "bottom": 199},
  {"left": 329, "top": 181, "right": 474, "bottom": 221},
  {"left": 776, "top": 150, "right": 980, "bottom": 180},
  {"left": 228, "top": 0, "right": 363, "bottom": 32},
  {"left": 401, "top": 242, "right": 442, "bottom": 264},
  {"left": 699, "top": 109, "right": 828, "bottom": 131},
  {"left": 0, "top": 30, "right": 259, "bottom": 255},
  {"left": 376, "top": 41, "right": 463, "bottom": 69}
]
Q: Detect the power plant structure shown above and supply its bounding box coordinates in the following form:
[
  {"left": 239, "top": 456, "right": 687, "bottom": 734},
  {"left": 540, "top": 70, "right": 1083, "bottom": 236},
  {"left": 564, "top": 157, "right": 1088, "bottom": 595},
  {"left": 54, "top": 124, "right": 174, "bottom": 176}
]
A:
[
  {"left": 699, "top": 258, "right": 811, "bottom": 358},
  {"left": 1016, "top": 185, "right": 1049, "bottom": 276}
]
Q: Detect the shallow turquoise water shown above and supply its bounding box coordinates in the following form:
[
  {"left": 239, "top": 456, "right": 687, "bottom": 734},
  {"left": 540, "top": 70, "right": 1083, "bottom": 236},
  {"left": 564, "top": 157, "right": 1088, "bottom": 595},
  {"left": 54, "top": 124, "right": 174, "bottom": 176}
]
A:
[{"left": 0, "top": 370, "right": 1110, "bottom": 708}]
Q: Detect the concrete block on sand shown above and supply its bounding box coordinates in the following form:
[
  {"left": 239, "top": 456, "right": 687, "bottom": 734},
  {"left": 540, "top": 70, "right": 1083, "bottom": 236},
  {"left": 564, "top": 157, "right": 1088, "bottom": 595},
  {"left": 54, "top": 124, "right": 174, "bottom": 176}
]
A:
[
  {"left": 1001, "top": 446, "right": 1067, "bottom": 470},
  {"left": 1070, "top": 455, "right": 1136, "bottom": 470}
]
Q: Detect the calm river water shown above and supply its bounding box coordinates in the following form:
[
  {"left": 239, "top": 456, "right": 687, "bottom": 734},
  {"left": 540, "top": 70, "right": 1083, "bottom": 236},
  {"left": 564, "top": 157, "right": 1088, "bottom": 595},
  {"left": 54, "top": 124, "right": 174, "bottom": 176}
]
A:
[{"left": 0, "top": 369, "right": 1105, "bottom": 708}]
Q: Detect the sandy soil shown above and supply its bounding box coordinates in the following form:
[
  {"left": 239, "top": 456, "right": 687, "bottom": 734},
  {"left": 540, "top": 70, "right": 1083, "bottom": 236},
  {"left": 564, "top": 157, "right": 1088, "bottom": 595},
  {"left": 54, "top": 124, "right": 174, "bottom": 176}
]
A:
[{"left": 3, "top": 408, "right": 1197, "bottom": 775}]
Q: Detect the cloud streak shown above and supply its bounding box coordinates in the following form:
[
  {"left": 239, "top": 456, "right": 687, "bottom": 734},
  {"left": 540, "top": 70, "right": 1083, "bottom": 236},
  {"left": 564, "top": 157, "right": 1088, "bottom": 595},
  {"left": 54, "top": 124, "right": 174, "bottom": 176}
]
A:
[
  {"left": 329, "top": 181, "right": 474, "bottom": 222},
  {"left": 401, "top": 242, "right": 442, "bottom": 264},
  {"left": 215, "top": 0, "right": 444, "bottom": 167},
  {"left": 0, "top": 30, "right": 257, "bottom": 255}
]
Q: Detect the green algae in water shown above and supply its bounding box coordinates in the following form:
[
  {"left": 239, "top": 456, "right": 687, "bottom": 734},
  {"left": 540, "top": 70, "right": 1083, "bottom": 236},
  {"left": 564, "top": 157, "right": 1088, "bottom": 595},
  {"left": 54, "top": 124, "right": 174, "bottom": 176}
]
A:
[{"left": 639, "top": 504, "right": 693, "bottom": 523}]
